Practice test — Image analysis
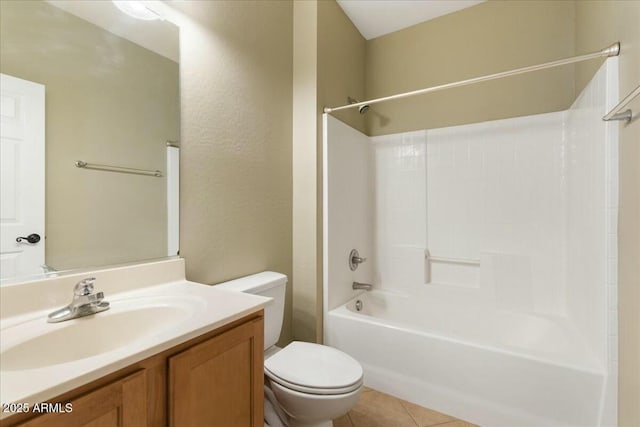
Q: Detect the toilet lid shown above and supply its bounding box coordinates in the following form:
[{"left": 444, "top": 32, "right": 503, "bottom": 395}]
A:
[{"left": 264, "top": 342, "right": 363, "bottom": 395}]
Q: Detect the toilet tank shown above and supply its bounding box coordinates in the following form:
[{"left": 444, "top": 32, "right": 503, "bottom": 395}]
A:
[{"left": 216, "top": 272, "right": 287, "bottom": 350}]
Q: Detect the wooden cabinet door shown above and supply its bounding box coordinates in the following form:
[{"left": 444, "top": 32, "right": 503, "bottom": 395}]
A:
[
  {"left": 18, "top": 370, "right": 147, "bottom": 427},
  {"left": 168, "top": 317, "right": 264, "bottom": 427}
]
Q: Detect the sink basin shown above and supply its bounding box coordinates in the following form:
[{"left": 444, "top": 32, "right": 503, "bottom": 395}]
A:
[{"left": 1, "top": 296, "right": 199, "bottom": 371}]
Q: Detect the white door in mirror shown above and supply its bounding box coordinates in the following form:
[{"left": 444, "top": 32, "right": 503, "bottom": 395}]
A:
[{"left": 0, "top": 73, "right": 45, "bottom": 281}]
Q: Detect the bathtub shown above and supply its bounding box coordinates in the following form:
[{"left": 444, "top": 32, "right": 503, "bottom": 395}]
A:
[{"left": 325, "top": 289, "right": 607, "bottom": 427}]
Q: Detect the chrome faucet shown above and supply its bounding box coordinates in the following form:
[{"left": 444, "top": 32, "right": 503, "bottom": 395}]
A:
[
  {"left": 47, "top": 277, "right": 110, "bottom": 323},
  {"left": 352, "top": 281, "right": 372, "bottom": 291}
]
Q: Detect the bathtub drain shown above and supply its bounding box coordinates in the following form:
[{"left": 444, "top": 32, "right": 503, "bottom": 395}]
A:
[{"left": 355, "top": 300, "right": 363, "bottom": 311}]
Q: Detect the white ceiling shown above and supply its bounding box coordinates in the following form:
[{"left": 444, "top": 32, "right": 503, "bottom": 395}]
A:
[{"left": 336, "top": 0, "right": 485, "bottom": 40}]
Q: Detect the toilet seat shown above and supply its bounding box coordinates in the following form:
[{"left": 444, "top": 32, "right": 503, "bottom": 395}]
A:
[
  {"left": 266, "top": 371, "right": 363, "bottom": 395},
  {"left": 264, "top": 341, "right": 363, "bottom": 396}
]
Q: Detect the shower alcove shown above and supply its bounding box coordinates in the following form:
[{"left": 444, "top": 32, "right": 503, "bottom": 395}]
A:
[{"left": 323, "top": 58, "right": 619, "bottom": 427}]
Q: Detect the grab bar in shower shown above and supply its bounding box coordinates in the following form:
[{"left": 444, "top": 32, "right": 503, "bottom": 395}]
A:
[
  {"left": 428, "top": 255, "right": 480, "bottom": 265},
  {"left": 425, "top": 250, "right": 480, "bottom": 284}
]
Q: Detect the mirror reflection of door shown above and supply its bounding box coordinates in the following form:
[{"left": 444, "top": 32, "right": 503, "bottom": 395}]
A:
[{"left": 0, "top": 73, "right": 45, "bottom": 279}]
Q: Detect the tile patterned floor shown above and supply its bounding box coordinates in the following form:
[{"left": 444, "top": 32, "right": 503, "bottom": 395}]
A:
[{"left": 333, "top": 388, "right": 479, "bottom": 427}]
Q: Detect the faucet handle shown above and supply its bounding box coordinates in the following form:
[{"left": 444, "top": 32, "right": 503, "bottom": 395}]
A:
[
  {"left": 74, "top": 277, "right": 96, "bottom": 296},
  {"left": 349, "top": 249, "right": 367, "bottom": 271}
]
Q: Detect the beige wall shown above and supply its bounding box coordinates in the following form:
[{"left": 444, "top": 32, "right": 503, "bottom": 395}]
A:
[
  {"left": 364, "top": 0, "right": 575, "bottom": 136},
  {"left": 574, "top": 2, "right": 640, "bottom": 425},
  {"left": 0, "top": 1, "right": 178, "bottom": 271},
  {"left": 318, "top": 0, "right": 367, "bottom": 135},
  {"left": 167, "top": 1, "right": 294, "bottom": 344},
  {"left": 292, "top": 0, "right": 319, "bottom": 343},
  {"left": 291, "top": 0, "right": 366, "bottom": 342}
]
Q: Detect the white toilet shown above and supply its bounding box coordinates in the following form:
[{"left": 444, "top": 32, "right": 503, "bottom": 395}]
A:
[{"left": 218, "top": 272, "right": 363, "bottom": 427}]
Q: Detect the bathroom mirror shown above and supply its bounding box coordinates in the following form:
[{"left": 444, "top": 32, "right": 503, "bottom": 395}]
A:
[{"left": 0, "top": 0, "right": 180, "bottom": 284}]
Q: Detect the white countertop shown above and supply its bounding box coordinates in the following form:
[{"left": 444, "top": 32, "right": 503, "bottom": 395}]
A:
[{"left": 0, "top": 259, "right": 270, "bottom": 420}]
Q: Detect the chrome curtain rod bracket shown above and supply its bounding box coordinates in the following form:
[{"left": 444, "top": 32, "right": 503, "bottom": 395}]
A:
[
  {"left": 75, "top": 160, "right": 163, "bottom": 177},
  {"left": 604, "top": 110, "right": 633, "bottom": 122},
  {"left": 603, "top": 85, "right": 640, "bottom": 123},
  {"left": 324, "top": 42, "right": 621, "bottom": 114}
]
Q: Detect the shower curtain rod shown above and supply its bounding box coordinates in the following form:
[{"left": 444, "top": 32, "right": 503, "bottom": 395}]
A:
[{"left": 323, "top": 42, "right": 620, "bottom": 114}]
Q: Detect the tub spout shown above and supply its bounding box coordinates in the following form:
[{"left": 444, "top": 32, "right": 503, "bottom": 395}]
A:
[{"left": 352, "top": 281, "right": 372, "bottom": 291}]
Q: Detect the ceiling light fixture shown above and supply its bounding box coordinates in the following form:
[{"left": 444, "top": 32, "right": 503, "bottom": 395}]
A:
[{"left": 112, "top": 1, "right": 163, "bottom": 21}]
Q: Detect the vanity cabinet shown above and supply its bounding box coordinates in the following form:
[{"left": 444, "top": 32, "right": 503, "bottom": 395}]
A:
[{"left": 2, "top": 312, "right": 264, "bottom": 427}]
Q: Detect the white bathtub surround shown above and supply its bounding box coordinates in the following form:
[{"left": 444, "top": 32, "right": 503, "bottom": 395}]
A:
[
  {"left": 373, "top": 130, "right": 428, "bottom": 289},
  {"left": 323, "top": 59, "right": 618, "bottom": 427},
  {"left": 565, "top": 56, "right": 620, "bottom": 426},
  {"left": 373, "top": 111, "right": 567, "bottom": 302},
  {"left": 322, "top": 116, "right": 375, "bottom": 312}
]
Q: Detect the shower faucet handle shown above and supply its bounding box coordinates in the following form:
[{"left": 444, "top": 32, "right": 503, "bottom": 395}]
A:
[{"left": 349, "top": 249, "right": 367, "bottom": 271}]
